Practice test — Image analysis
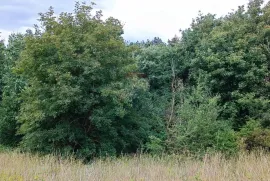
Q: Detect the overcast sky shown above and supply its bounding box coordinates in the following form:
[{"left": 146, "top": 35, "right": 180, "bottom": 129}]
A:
[{"left": 0, "top": 0, "right": 250, "bottom": 43}]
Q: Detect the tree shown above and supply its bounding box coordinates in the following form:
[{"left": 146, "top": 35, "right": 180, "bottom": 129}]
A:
[
  {"left": 0, "top": 38, "right": 5, "bottom": 100},
  {"left": 0, "top": 33, "right": 26, "bottom": 146},
  {"left": 167, "top": 85, "right": 238, "bottom": 156},
  {"left": 14, "top": 2, "right": 154, "bottom": 159},
  {"left": 177, "top": 1, "right": 270, "bottom": 128}
]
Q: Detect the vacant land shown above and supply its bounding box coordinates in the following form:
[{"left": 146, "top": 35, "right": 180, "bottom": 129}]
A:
[{"left": 0, "top": 152, "right": 269, "bottom": 181}]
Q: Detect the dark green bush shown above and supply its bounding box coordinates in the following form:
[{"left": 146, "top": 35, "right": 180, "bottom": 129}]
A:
[{"left": 239, "top": 120, "right": 270, "bottom": 151}]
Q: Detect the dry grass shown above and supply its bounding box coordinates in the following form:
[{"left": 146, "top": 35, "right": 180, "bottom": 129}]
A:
[{"left": 0, "top": 151, "right": 270, "bottom": 181}]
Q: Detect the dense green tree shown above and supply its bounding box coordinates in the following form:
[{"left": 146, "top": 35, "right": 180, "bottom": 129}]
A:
[
  {"left": 137, "top": 43, "right": 190, "bottom": 93},
  {"left": 0, "top": 39, "right": 5, "bottom": 99},
  {"left": 167, "top": 85, "right": 238, "bottom": 156},
  {"left": 0, "top": 34, "right": 26, "bottom": 146},
  {"left": 176, "top": 0, "right": 270, "bottom": 129},
  {"left": 141, "top": 0, "right": 270, "bottom": 154},
  {"left": 136, "top": 44, "right": 187, "bottom": 144},
  {"left": 13, "top": 2, "right": 156, "bottom": 158}
]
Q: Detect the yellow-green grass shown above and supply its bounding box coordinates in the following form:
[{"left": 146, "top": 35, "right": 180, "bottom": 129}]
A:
[{"left": 0, "top": 151, "right": 270, "bottom": 181}]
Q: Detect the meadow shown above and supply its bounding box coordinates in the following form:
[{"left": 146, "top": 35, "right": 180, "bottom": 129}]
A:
[{"left": 0, "top": 151, "right": 269, "bottom": 181}]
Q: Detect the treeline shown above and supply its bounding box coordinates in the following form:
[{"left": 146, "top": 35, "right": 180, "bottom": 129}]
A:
[{"left": 0, "top": 0, "right": 270, "bottom": 160}]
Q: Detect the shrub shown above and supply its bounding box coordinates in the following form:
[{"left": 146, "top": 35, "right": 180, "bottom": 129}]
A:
[
  {"left": 238, "top": 120, "right": 270, "bottom": 151},
  {"left": 166, "top": 85, "right": 238, "bottom": 156}
]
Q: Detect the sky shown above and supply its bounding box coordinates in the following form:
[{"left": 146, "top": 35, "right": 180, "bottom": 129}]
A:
[{"left": 0, "top": 0, "right": 251, "bottom": 43}]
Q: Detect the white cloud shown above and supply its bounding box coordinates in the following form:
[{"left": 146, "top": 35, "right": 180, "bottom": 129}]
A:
[
  {"left": 0, "top": 29, "right": 11, "bottom": 44},
  {"left": 1, "top": 26, "right": 34, "bottom": 44},
  {"left": 100, "top": 0, "right": 250, "bottom": 41}
]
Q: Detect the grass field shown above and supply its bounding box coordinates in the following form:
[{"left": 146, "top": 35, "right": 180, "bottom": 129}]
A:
[{"left": 0, "top": 151, "right": 269, "bottom": 181}]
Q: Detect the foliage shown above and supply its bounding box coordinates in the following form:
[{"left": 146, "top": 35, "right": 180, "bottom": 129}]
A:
[
  {"left": 137, "top": 44, "right": 189, "bottom": 93},
  {"left": 0, "top": 39, "right": 5, "bottom": 98},
  {"left": 238, "top": 120, "right": 270, "bottom": 151},
  {"left": 0, "top": 34, "right": 26, "bottom": 146},
  {"left": 0, "top": 0, "right": 270, "bottom": 159},
  {"left": 145, "top": 135, "right": 165, "bottom": 155},
  {"left": 166, "top": 85, "right": 238, "bottom": 156},
  {"left": 11, "top": 2, "right": 157, "bottom": 159},
  {"left": 175, "top": 0, "right": 270, "bottom": 129}
]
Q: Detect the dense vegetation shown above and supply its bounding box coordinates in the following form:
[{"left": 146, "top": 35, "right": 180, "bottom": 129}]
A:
[{"left": 0, "top": 0, "right": 270, "bottom": 160}]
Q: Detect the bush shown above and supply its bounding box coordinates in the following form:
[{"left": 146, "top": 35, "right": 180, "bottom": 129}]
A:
[
  {"left": 238, "top": 120, "right": 270, "bottom": 151},
  {"left": 167, "top": 85, "right": 238, "bottom": 156},
  {"left": 145, "top": 135, "right": 165, "bottom": 155}
]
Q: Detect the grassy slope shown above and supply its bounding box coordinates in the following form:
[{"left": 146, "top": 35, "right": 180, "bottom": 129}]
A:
[{"left": 0, "top": 152, "right": 269, "bottom": 181}]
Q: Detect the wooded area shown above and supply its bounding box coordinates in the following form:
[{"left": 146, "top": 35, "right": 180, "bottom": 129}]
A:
[{"left": 0, "top": 0, "right": 270, "bottom": 160}]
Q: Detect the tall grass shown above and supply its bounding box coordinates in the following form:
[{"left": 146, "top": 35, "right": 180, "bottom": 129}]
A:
[{"left": 0, "top": 151, "right": 270, "bottom": 181}]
